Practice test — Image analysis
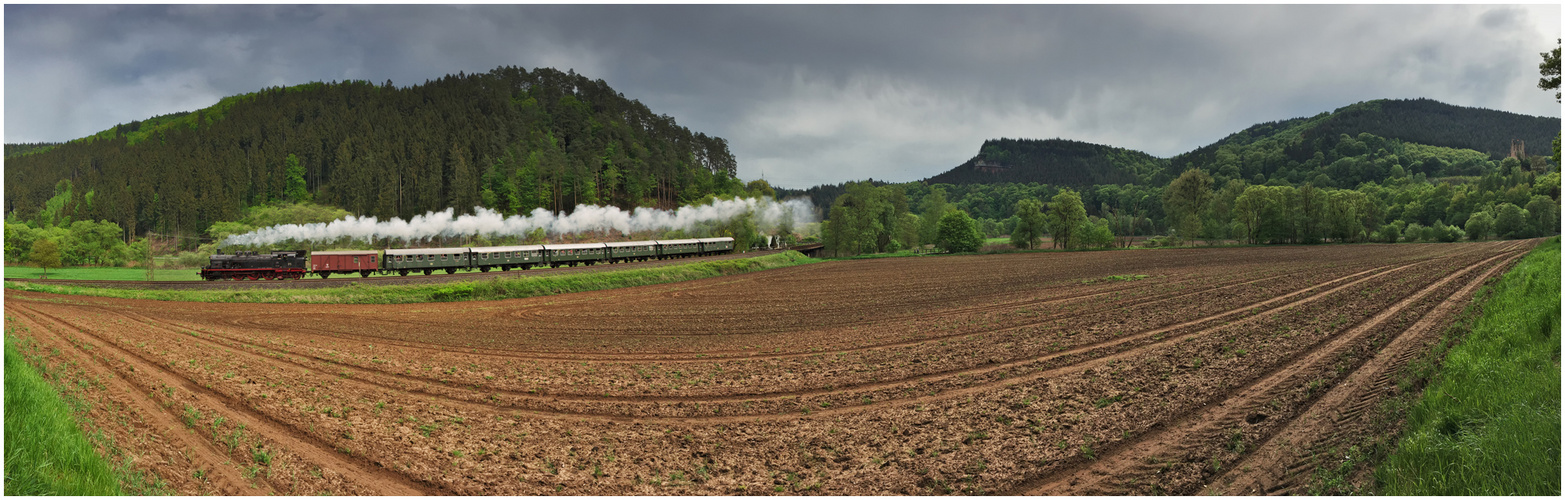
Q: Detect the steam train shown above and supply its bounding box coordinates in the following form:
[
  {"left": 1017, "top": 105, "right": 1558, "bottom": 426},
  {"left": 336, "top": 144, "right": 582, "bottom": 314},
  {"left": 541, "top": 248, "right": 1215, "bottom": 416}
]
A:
[{"left": 198, "top": 237, "right": 736, "bottom": 281}]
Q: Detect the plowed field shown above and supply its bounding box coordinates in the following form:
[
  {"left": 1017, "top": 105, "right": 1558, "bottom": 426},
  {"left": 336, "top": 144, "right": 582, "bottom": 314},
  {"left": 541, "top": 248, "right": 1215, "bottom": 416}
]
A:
[{"left": 3, "top": 241, "right": 1530, "bottom": 495}]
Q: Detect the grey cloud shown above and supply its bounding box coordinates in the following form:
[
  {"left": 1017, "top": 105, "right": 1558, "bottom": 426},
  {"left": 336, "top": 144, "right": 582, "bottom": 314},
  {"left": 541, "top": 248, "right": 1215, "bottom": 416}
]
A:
[{"left": 6, "top": 5, "right": 1559, "bottom": 188}]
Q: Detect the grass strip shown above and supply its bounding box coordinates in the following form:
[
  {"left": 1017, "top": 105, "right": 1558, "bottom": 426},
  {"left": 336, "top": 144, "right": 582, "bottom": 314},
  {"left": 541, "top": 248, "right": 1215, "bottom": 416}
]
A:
[
  {"left": 4, "top": 251, "right": 817, "bottom": 304},
  {"left": 1375, "top": 237, "right": 1560, "bottom": 495},
  {"left": 4, "top": 335, "right": 122, "bottom": 495},
  {"left": 5, "top": 265, "right": 204, "bottom": 281}
]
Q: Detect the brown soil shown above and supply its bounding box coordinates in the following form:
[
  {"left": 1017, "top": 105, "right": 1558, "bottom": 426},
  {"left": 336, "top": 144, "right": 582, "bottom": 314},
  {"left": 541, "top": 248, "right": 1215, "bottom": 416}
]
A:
[{"left": 2, "top": 241, "right": 1530, "bottom": 495}]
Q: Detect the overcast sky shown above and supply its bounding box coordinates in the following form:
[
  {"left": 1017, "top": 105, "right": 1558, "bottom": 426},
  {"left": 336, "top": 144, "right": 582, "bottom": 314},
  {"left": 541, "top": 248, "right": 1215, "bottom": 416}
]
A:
[{"left": 6, "top": 4, "right": 1561, "bottom": 188}]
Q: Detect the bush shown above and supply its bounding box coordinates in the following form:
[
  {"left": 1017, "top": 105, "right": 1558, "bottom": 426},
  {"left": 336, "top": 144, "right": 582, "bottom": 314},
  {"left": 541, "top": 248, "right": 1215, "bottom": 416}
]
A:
[{"left": 936, "top": 210, "right": 983, "bottom": 253}]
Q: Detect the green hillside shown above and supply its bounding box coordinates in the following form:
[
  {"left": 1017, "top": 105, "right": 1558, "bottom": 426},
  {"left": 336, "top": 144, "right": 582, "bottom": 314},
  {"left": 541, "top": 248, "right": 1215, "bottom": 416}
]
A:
[
  {"left": 919, "top": 99, "right": 1556, "bottom": 192},
  {"left": 5, "top": 67, "right": 742, "bottom": 237}
]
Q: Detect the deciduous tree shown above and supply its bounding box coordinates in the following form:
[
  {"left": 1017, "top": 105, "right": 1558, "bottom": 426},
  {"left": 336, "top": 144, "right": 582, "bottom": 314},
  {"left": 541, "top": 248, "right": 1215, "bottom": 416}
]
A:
[
  {"left": 1045, "top": 189, "right": 1088, "bottom": 249},
  {"left": 1009, "top": 198, "right": 1046, "bottom": 249},
  {"left": 30, "top": 238, "right": 61, "bottom": 278},
  {"left": 937, "top": 210, "right": 983, "bottom": 253},
  {"left": 1162, "top": 169, "right": 1213, "bottom": 245}
]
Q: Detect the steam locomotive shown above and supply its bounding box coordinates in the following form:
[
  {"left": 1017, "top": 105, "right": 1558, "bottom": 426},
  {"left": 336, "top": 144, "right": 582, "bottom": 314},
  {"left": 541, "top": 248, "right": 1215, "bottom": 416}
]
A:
[{"left": 199, "top": 237, "right": 736, "bottom": 281}]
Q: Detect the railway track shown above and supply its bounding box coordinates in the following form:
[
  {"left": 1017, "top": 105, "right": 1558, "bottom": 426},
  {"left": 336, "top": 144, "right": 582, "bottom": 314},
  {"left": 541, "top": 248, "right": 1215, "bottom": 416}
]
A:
[{"left": 4, "top": 249, "right": 786, "bottom": 290}]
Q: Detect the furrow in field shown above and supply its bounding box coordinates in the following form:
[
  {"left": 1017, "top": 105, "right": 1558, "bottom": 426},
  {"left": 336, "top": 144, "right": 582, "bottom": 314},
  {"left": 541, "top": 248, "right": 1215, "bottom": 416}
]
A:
[
  {"left": 1205, "top": 247, "right": 1526, "bottom": 495},
  {"left": 7, "top": 304, "right": 434, "bottom": 496},
  {"left": 4, "top": 308, "right": 257, "bottom": 495},
  {"left": 1008, "top": 249, "right": 1517, "bottom": 495},
  {"left": 89, "top": 257, "right": 1422, "bottom": 422}
]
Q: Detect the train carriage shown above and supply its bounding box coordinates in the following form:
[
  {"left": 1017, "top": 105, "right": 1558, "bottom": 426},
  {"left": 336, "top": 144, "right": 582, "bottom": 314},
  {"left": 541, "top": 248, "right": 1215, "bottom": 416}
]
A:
[
  {"left": 470, "top": 245, "right": 545, "bottom": 272},
  {"left": 655, "top": 239, "right": 702, "bottom": 259},
  {"left": 696, "top": 237, "right": 736, "bottom": 255},
  {"left": 542, "top": 243, "right": 608, "bottom": 267},
  {"left": 605, "top": 241, "right": 658, "bottom": 263},
  {"left": 310, "top": 250, "right": 380, "bottom": 278},
  {"left": 383, "top": 247, "right": 470, "bottom": 276}
]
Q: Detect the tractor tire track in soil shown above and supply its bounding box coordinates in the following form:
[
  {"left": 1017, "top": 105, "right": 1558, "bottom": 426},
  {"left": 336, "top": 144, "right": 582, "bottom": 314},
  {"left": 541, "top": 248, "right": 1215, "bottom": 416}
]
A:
[
  {"left": 1009, "top": 244, "right": 1527, "bottom": 495},
  {"left": 8, "top": 304, "right": 433, "bottom": 495},
  {"left": 3, "top": 241, "right": 1527, "bottom": 494},
  {"left": 1204, "top": 249, "right": 1526, "bottom": 495}
]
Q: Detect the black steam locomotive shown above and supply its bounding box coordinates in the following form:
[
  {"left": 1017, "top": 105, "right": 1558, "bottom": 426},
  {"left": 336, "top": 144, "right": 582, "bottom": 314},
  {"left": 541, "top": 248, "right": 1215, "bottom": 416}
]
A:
[{"left": 198, "top": 250, "right": 308, "bottom": 281}]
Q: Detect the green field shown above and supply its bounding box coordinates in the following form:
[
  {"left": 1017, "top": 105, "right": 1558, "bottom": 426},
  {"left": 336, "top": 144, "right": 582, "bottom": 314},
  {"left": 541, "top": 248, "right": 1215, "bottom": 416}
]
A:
[
  {"left": 1375, "top": 237, "right": 1560, "bottom": 495},
  {"left": 5, "top": 251, "right": 816, "bottom": 304},
  {"left": 4, "top": 335, "right": 122, "bottom": 495},
  {"left": 4, "top": 265, "right": 205, "bottom": 281}
]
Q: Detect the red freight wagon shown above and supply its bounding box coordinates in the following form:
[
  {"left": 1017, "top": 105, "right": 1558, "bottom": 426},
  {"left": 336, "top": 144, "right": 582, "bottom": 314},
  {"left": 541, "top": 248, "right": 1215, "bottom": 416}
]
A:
[{"left": 310, "top": 250, "right": 380, "bottom": 278}]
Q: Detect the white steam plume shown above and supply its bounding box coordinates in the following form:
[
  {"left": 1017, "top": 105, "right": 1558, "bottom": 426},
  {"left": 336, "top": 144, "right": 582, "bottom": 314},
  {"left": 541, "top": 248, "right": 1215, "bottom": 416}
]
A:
[{"left": 222, "top": 197, "right": 817, "bottom": 247}]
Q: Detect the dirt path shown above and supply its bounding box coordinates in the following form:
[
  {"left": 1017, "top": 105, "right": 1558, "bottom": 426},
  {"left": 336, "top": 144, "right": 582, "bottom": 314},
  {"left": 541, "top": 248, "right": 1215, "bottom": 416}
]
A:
[{"left": 3, "top": 241, "right": 1529, "bottom": 494}]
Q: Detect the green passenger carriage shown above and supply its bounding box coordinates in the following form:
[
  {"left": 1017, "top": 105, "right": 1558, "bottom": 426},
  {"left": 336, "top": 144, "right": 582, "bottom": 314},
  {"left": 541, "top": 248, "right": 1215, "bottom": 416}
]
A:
[
  {"left": 655, "top": 239, "right": 702, "bottom": 259},
  {"left": 470, "top": 245, "right": 545, "bottom": 272},
  {"left": 697, "top": 237, "right": 736, "bottom": 255},
  {"left": 605, "top": 241, "right": 658, "bottom": 263},
  {"left": 543, "top": 243, "right": 608, "bottom": 267},
  {"left": 383, "top": 247, "right": 470, "bottom": 276}
]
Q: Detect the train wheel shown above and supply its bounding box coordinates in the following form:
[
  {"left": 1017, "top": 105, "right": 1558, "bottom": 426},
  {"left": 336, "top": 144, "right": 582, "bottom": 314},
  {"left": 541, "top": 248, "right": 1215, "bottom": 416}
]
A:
[
  {"left": 399, "top": 270, "right": 409, "bottom": 276},
  {"left": 480, "top": 266, "right": 490, "bottom": 273},
  {"left": 320, "top": 271, "right": 332, "bottom": 279},
  {"left": 423, "top": 269, "right": 432, "bottom": 276},
  {"left": 445, "top": 268, "right": 456, "bottom": 274}
]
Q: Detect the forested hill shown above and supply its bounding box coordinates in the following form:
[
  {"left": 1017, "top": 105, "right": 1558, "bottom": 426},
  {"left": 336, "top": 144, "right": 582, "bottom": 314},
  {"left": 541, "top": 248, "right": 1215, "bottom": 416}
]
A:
[
  {"left": 919, "top": 98, "right": 1557, "bottom": 191},
  {"left": 1166, "top": 98, "right": 1560, "bottom": 186},
  {"left": 5, "top": 66, "right": 740, "bottom": 236},
  {"left": 924, "top": 138, "right": 1170, "bottom": 187}
]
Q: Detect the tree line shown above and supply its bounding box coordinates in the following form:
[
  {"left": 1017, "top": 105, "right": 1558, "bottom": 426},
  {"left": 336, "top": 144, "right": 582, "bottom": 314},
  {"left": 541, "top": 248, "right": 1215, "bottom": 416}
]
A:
[{"left": 822, "top": 150, "right": 1558, "bottom": 256}]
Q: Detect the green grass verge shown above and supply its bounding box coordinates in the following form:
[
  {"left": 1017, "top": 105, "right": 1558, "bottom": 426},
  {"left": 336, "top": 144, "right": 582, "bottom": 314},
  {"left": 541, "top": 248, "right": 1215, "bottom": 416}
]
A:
[
  {"left": 4, "top": 335, "right": 122, "bottom": 495},
  {"left": 1375, "top": 237, "right": 1560, "bottom": 495},
  {"left": 5, "top": 251, "right": 818, "bottom": 304},
  {"left": 5, "top": 265, "right": 204, "bottom": 281}
]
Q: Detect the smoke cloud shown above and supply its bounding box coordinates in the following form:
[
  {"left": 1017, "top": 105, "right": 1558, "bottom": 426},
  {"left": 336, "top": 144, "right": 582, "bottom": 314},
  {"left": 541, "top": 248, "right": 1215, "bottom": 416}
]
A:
[{"left": 222, "top": 197, "right": 817, "bottom": 247}]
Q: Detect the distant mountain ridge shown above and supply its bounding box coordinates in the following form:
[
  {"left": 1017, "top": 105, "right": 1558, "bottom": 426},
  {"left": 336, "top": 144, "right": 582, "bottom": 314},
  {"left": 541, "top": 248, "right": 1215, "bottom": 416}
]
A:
[
  {"left": 925, "top": 138, "right": 1170, "bottom": 187},
  {"left": 923, "top": 98, "right": 1559, "bottom": 189}
]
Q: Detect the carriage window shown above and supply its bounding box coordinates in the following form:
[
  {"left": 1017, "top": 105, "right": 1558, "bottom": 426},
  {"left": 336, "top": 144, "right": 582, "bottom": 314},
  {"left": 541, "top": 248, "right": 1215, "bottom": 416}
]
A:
[
  {"left": 442, "top": 254, "right": 448, "bottom": 261},
  {"left": 371, "top": 256, "right": 376, "bottom": 263},
  {"left": 353, "top": 256, "right": 360, "bottom": 264}
]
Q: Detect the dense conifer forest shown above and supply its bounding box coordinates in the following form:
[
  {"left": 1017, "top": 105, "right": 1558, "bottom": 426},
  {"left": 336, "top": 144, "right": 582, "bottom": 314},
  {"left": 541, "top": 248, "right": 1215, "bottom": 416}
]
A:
[{"left": 5, "top": 67, "right": 740, "bottom": 238}]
